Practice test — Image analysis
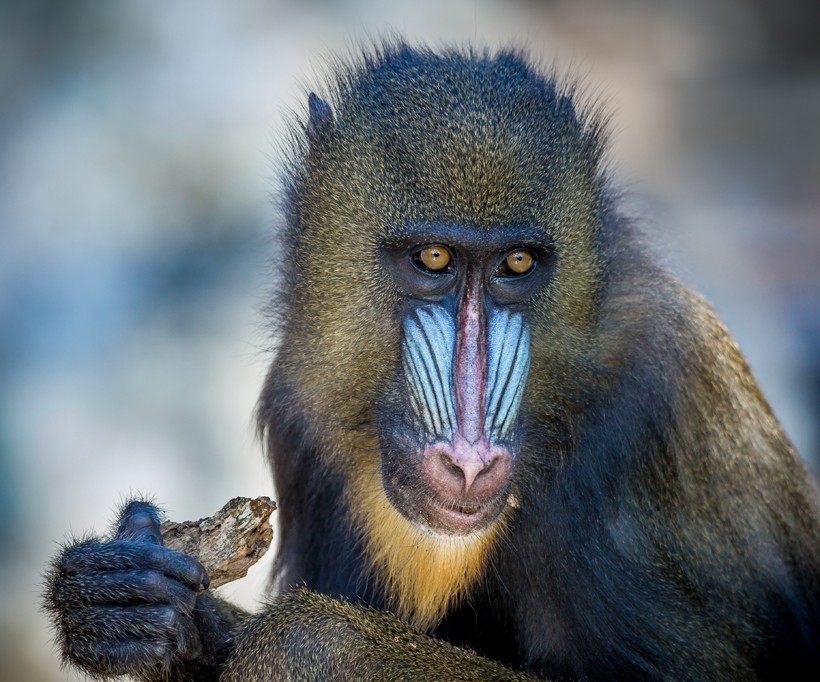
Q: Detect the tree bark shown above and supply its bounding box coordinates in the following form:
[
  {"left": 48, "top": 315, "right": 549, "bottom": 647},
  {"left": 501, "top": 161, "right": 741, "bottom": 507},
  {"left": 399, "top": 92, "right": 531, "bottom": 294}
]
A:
[{"left": 160, "top": 496, "right": 276, "bottom": 588}]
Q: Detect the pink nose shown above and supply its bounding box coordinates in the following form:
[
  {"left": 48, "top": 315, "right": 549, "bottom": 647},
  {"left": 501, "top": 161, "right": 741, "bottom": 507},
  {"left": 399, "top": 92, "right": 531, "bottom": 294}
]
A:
[{"left": 421, "top": 438, "right": 512, "bottom": 500}]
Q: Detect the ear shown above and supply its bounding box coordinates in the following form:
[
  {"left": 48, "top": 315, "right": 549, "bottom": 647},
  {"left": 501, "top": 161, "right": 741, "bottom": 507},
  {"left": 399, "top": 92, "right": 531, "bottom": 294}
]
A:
[{"left": 306, "top": 92, "right": 333, "bottom": 140}]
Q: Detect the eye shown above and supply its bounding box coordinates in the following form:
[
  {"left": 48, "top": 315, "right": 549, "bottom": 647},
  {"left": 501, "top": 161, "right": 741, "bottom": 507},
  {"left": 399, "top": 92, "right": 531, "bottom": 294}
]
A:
[
  {"left": 496, "top": 249, "right": 536, "bottom": 277},
  {"left": 412, "top": 244, "right": 453, "bottom": 273}
]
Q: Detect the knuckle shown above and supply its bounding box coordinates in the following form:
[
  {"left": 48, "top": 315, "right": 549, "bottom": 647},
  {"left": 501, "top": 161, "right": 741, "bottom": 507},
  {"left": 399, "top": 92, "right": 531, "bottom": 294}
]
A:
[
  {"left": 141, "top": 569, "right": 167, "bottom": 597},
  {"left": 144, "top": 542, "right": 168, "bottom": 559},
  {"left": 162, "top": 605, "right": 180, "bottom": 628},
  {"left": 189, "top": 559, "right": 208, "bottom": 586},
  {"left": 166, "top": 550, "right": 207, "bottom": 590}
]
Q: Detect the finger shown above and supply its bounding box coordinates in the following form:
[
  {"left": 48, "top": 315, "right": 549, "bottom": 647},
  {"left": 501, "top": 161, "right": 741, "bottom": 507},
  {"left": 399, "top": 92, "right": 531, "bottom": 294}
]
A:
[
  {"left": 63, "top": 604, "right": 190, "bottom": 641},
  {"left": 115, "top": 501, "right": 163, "bottom": 545},
  {"left": 53, "top": 569, "right": 197, "bottom": 612},
  {"left": 118, "top": 512, "right": 163, "bottom": 545},
  {"left": 67, "top": 637, "right": 173, "bottom": 677},
  {"left": 61, "top": 540, "right": 209, "bottom": 591}
]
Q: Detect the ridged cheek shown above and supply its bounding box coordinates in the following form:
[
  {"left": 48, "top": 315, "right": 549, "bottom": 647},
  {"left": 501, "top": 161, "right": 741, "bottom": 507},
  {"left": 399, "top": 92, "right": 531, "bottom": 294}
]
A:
[
  {"left": 484, "top": 309, "right": 530, "bottom": 441},
  {"left": 402, "top": 305, "right": 457, "bottom": 441}
]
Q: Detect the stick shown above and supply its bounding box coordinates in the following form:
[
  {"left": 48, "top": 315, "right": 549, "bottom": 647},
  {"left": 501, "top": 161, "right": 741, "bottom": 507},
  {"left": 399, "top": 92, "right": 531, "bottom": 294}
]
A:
[{"left": 160, "top": 496, "right": 276, "bottom": 589}]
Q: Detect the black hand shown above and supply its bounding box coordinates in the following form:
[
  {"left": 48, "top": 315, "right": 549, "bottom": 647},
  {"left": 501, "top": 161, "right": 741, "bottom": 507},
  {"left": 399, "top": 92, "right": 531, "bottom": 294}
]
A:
[{"left": 45, "top": 500, "right": 209, "bottom": 679}]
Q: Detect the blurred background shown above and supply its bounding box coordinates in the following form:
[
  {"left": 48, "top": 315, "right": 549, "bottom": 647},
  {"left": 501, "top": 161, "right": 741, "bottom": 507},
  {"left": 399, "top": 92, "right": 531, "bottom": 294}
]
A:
[{"left": 1, "top": 0, "right": 818, "bottom": 678}]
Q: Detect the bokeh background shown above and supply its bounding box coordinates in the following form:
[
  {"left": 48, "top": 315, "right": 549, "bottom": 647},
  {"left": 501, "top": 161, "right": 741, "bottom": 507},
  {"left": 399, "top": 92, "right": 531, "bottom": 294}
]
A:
[{"left": 1, "top": 0, "right": 818, "bottom": 678}]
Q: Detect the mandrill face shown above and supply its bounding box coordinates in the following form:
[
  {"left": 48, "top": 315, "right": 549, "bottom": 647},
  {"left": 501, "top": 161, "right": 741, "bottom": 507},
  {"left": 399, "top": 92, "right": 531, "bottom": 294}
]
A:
[
  {"left": 376, "top": 223, "right": 555, "bottom": 536},
  {"left": 281, "top": 49, "right": 604, "bottom": 580},
  {"left": 276, "top": 47, "right": 605, "bottom": 625}
]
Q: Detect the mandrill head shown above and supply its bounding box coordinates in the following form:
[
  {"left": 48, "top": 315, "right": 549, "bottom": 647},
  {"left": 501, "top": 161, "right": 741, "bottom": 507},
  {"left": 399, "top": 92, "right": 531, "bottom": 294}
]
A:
[{"left": 267, "top": 43, "right": 607, "bottom": 627}]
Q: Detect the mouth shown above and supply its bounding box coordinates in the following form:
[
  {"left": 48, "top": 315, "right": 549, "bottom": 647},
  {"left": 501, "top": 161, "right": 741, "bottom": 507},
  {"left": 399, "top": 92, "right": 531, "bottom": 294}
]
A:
[{"left": 417, "top": 494, "right": 504, "bottom": 536}]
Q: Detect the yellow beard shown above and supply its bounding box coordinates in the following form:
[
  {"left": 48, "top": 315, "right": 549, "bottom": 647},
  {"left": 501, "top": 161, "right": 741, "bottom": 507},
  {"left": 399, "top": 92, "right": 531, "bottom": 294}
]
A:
[{"left": 349, "top": 459, "right": 508, "bottom": 631}]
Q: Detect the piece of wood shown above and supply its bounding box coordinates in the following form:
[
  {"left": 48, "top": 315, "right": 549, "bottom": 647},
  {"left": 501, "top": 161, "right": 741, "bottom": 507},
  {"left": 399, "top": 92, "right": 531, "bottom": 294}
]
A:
[{"left": 160, "top": 496, "right": 276, "bottom": 589}]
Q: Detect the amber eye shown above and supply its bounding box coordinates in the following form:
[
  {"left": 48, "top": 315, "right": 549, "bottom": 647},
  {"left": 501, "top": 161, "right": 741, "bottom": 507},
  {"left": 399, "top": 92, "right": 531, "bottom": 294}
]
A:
[
  {"left": 496, "top": 249, "right": 536, "bottom": 277},
  {"left": 413, "top": 245, "right": 452, "bottom": 273}
]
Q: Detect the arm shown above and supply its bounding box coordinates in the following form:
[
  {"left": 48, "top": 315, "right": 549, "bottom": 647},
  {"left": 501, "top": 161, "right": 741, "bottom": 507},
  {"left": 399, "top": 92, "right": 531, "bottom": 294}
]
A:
[
  {"left": 221, "top": 588, "right": 541, "bottom": 681},
  {"left": 44, "top": 500, "right": 246, "bottom": 681}
]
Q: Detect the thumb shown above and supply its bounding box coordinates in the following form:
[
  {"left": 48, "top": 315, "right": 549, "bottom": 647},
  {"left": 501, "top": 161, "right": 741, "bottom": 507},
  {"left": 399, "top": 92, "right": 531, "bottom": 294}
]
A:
[{"left": 114, "top": 499, "right": 164, "bottom": 545}]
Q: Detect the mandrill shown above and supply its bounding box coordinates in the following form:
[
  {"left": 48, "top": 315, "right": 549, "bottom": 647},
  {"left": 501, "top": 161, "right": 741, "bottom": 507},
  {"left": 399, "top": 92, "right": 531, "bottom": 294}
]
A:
[{"left": 45, "top": 43, "right": 820, "bottom": 681}]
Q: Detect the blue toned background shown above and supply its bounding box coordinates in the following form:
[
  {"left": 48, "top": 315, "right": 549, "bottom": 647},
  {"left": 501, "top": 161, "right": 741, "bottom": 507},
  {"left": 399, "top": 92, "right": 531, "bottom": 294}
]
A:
[{"left": 1, "top": 1, "right": 818, "bottom": 678}]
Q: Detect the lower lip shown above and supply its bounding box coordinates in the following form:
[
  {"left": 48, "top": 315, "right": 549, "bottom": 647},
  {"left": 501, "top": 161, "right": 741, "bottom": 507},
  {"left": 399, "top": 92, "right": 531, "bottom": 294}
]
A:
[{"left": 423, "top": 500, "right": 497, "bottom": 535}]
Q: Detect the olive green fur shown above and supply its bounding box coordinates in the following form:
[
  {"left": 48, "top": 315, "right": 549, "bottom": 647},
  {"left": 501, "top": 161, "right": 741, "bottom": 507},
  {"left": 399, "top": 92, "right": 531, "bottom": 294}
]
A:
[
  {"left": 222, "top": 589, "right": 538, "bottom": 681},
  {"left": 253, "top": 42, "right": 820, "bottom": 680}
]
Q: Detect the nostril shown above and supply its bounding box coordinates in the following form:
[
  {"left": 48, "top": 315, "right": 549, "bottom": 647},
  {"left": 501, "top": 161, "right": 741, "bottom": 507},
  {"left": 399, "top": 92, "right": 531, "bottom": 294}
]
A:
[
  {"left": 481, "top": 455, "right": 499, "bottom": 476},
  {"left": 439, "top": 451, "right": 463, "bottom": 477}
]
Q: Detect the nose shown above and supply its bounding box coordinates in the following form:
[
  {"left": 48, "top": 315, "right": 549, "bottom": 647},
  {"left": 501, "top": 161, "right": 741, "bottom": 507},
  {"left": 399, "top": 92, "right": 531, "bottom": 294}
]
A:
[{"left": 422, "top": 438, "right": 512, "bottom": 500}]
